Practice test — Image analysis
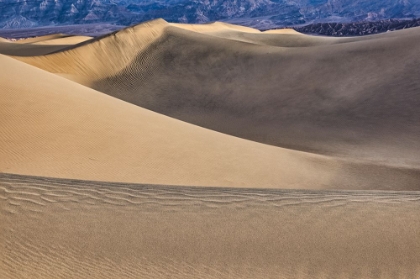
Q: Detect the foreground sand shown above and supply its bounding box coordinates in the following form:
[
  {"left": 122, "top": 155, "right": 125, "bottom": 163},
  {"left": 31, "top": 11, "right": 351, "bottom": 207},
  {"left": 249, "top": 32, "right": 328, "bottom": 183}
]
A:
[{"left": 1, "top": 173, "right": 420, "bottom": 278}]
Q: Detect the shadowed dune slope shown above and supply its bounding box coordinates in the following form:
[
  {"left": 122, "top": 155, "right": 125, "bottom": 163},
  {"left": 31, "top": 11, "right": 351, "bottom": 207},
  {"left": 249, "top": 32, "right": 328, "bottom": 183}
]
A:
[
  {"left": 1, "top": 173, "right": 420, "bottom": 278},
  {"left": 0, "top": 42, "right": 71, "bottom": 56},
  {"left": 16, "top": 21, "right": 420, "bottom": 167},
  {"left": 2, "top": 53, "right": 420, "bottom": 190}
]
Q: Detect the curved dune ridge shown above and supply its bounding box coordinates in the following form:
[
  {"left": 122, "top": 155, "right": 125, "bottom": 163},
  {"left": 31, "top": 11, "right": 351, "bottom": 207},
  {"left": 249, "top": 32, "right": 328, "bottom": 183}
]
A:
[
  {"left": 4, "top": 53, "right": 420, "bottom": 190},
  {"left": 14, "top": 20, "right": 420, "bottom": 167},
  {"left": 1, "top": 173, "right": 420, "bottom": 278}
]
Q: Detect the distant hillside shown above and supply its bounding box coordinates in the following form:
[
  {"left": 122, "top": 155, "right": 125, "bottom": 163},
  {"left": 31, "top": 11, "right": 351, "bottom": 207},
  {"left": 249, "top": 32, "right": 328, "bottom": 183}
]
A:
[
  {"left": 294, "top": 18, "right": 420, "bottom": 36},
  {"left": 1, "top": 0, "right": 420, "bottom": 29}
]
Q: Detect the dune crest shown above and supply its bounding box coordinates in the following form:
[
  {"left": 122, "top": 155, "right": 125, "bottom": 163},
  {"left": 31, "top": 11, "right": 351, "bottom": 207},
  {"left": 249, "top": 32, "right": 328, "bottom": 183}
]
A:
[{"left": 14, "top": 19, "right": 169, "bottom": 77}]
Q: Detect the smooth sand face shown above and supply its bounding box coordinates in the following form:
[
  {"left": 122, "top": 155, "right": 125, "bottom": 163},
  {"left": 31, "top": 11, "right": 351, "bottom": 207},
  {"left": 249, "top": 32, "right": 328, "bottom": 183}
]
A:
[{"left": 2, "top": 19, "right": 420, "bottom": 279}]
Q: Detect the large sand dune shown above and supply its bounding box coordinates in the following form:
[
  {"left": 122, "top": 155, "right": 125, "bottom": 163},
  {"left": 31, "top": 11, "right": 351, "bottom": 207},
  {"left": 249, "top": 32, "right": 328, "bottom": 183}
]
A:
[
  {"left": 3, "top": 53, "right": 419, "bottom": 190},
  {"left": 15, "top": 20, "right": 420, "bottom": 167},
  {"left": 2, "top": 19, "right": 420, "bottom": 279}
]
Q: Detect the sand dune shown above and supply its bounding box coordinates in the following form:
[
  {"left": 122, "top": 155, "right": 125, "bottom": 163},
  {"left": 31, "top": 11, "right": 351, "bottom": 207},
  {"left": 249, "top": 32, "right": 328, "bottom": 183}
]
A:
[
  {"left": 15, "top": 21, "right": 420, "bottom": 168},
  {"left": 2, "top": 53, "right": 420, "bottom": 190},
  {"left": 2, "top": 19, "right": 420, "bottom": 279},
  {"left": 1, "top": 173, "right": 420, "bottom": 278}
]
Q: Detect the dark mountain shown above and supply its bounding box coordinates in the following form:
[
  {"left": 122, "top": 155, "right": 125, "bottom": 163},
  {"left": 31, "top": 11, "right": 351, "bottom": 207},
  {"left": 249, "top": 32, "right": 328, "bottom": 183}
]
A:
[
  {"left": 1, "top": 0, "right": 420, "bottom": 29},
  {"left": 294, "top": 18, "right": 420, "bottom": 36}
]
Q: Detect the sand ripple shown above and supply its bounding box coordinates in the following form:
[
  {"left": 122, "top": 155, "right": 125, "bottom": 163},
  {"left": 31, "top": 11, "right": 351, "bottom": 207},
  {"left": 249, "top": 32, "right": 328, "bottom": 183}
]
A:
[{"left": 2, "top": 173, "right": 420, "bottom": 278}]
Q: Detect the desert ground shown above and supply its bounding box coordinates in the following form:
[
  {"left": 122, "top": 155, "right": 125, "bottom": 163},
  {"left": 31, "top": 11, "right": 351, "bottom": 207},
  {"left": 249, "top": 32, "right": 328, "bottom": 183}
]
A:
[{"left": 1, "top": 19, "right": 420, "bottom": 278}]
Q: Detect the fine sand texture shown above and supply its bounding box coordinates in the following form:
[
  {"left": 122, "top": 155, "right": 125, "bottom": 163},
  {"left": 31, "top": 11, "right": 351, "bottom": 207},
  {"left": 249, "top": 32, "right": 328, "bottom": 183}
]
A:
[{"left": 1, "top": 173, "right": 420, "bottom": 279}]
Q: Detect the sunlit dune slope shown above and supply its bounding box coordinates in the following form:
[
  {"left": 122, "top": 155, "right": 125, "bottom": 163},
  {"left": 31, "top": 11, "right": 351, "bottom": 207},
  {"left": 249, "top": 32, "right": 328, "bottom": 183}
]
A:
[
  {"left": 2, "top": 54, "right": 420, "bottom": 189},
  {"left": 16, "top": 21, "right": 420, "bottom": 167},
  {"left": 263, "top": 28, "right": 302, "bottom": 34}
]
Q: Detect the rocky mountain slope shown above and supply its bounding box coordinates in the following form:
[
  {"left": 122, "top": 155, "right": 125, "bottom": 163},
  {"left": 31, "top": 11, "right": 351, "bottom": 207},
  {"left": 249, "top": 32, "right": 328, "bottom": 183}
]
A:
[
  {"left": 1, "top": 0, "right": 420, "bottom": 29},
  {"left": 294, "top": 18, "right": 420, "bottom": 36}
]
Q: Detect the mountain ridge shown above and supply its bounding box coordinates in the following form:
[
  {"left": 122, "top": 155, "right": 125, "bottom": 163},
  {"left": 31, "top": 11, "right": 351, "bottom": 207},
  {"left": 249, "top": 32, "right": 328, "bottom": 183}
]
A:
[{"left": 2, "top": 0, "right": 420, "bottom": 30}]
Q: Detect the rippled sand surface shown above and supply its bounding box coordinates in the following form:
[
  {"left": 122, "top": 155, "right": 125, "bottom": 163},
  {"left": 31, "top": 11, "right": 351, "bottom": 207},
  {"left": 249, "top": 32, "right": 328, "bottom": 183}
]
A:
[{"left": 1, "top": 173, "right": 420, "bottom": 278}]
